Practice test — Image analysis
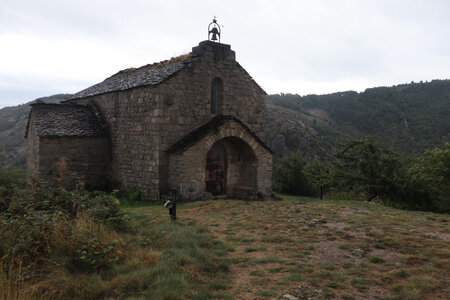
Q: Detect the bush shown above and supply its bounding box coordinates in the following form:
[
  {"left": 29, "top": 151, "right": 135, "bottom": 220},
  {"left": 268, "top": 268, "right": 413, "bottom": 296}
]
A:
[
  {"left": 0, "top": 175, "right": 129, "bottom": 273},
  {"left": 127, "top": 188, "right": 142, "bottom": 202},
  {"left": 0, "top": 168, "right": 28, "bottom": 211},
  {"left": 73, "top": 236, "right": 122, "bottom": 272}
]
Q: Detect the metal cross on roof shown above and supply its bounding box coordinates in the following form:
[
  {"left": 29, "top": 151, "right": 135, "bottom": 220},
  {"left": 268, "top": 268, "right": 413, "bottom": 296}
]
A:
[{"left": 208, "top": 17, "right": 221, "bottom": 43}]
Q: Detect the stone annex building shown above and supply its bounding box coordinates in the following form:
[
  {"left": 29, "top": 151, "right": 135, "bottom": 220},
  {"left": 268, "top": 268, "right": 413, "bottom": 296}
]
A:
[{"left": 26, "top": 37, "right": 273, "bottom": 199}]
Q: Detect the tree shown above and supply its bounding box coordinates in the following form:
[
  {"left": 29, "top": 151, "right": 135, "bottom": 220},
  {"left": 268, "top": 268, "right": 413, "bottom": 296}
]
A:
[
  {"left": 407, "top": 143, "right": 450, "bottom": 212},
  {"left": 272, "top": 151, "right": 315, "bottom": 196},
  {"left": 334, "top": 138, "right": 408, "bottom": 202},
  {"left": 331, "top": 138, "right": 449, "bottom": 213},
  {"left": 305, "top": 159, "right": 333, "bottom": 199}
]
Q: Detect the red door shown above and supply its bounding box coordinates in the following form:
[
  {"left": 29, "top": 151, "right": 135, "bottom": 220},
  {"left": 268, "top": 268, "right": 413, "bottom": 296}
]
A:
[{"left": 205, "top": 143, "right": 226, "bottom": 195}]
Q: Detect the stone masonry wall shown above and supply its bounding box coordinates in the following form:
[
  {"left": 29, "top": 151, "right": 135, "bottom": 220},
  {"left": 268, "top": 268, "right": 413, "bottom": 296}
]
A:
[
  {"left": 70, "top": 86, "right": 161, "bottom": 197},
  {"left": 38, "top": 137, "right": 109, "bottom": 189},
  {"left": 168, "top": 120, "right": 272, "bottom": 199},
  {"left": 26, "top": 117, "right": 39, "bottom": 172}
]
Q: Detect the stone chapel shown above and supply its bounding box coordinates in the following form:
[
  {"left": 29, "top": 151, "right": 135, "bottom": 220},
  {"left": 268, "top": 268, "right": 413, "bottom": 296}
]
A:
[{"left": 26, "top": 37, "right": 273, "bottom": 199}]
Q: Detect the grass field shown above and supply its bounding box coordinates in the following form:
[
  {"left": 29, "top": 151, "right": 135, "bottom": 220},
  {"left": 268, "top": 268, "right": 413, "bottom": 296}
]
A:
[
  {"left": 3, "top": 196, "right": 448, "bottom": 299},
  {"left": 135, "top": 196, "right": 450, "bottom": 299}
]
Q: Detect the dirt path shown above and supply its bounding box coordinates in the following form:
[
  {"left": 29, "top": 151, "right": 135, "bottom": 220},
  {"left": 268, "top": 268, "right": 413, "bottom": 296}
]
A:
[{"left": 172, "top": 199, "right": 449, "bottom": 300}]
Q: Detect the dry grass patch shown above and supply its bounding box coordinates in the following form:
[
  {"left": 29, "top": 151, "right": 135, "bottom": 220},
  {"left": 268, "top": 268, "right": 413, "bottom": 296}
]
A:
[{"left": 177, "top": 198, "right": 450, "bottom": 299}]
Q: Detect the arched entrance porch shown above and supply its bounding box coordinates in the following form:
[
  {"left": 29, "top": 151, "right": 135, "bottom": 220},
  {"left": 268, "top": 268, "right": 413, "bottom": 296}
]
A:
[{"left": 205, "top": 137, "right": 257, "bottom": 198}]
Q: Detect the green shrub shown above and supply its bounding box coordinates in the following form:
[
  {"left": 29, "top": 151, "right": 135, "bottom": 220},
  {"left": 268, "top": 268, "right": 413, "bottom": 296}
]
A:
[
  {"left": 0, "top": 177, "right": 128, "bottom": 271},
  {"left": 0, "top": 168, "right": 28, "bottom": 211},
  {"left": 369, "top": 255, "right": 385, "bottom": 263},
  {"left": 73, "top": 238, "right": 123, "bottom": 272},
  {"left": 351, "top": 277, "right": 369, "bottom": 289},
  {"left": 127, "top": 188, "right": 142, "bottom": 202}
]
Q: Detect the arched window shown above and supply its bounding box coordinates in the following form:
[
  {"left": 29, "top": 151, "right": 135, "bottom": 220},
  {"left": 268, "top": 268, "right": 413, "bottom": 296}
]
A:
[{"left": 211, "top": 77, "right": 223, "bottom": 114}]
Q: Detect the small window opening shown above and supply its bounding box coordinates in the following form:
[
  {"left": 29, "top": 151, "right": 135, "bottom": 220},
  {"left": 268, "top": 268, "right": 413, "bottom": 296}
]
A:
[{"left": 211, "top": 77, "right": 223, "bottom": 114}]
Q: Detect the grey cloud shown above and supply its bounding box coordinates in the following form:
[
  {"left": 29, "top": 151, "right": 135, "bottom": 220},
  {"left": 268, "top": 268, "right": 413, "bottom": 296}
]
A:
[{"left": 1, "top": 0, "right": 450, "bottom": 108}]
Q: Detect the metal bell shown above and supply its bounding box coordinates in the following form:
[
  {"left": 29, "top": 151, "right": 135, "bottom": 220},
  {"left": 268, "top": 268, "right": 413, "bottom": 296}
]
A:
[
  {"left": 209, "top": 27, "right": 220, "bottom": 41},
  {"left": 207, "top": 17, "right": 221, "bottom": 43}
]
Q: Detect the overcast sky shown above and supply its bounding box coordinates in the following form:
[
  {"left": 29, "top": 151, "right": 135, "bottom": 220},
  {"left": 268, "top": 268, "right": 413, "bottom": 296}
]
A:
[{"left": 1, "top": 0, "right": 450, "bottom": 108}]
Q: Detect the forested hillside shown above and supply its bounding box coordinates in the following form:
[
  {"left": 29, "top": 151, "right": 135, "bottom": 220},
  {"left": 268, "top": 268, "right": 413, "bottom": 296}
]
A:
[{"left": 266, "top": 80, "right": 450, "bottom": 158}]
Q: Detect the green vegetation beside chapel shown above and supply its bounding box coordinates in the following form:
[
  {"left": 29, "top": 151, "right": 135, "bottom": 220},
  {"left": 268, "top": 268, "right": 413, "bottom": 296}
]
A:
[
  {"left": 273, "top": 139, "right": 450, "bottom": 214},
  {"left": 0, "top": 172, "right": 231, "bottom": 299}
]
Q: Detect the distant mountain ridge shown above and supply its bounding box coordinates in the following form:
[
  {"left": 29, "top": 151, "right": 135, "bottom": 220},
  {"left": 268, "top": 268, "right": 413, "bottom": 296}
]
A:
[
  {"left": 1, "top": 80, "right": 449, "bottom": 168},
  {"left": 266, "top": 79, "right": 450, "bottom": 159}
]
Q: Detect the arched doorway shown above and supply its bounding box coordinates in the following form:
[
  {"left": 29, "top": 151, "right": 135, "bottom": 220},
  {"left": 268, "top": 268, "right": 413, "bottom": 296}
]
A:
[
  {"left": 205, "top": 137, "right": 257, "bottom": 198},
  {"left": 205, "top": 142, "right": 226, "bottom": 195}
]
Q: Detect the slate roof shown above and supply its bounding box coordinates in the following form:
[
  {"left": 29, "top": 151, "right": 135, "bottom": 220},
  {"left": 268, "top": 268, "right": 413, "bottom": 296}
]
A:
[
  {"left": 167, "top": 115, "right": 273, "bottom": 154},
  {"left": 26, "top": 103, "right": 106, "bottom": 137},
  {"left": 71, "top": 54, "right": 196, "bottom": 99}
]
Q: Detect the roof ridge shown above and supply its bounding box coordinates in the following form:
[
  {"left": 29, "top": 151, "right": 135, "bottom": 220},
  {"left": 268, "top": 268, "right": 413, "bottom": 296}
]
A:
[
  {"left": 30, "top": 102, "right": 87, "bottom": 107},
  {"left": 70, "top": 53, "right": 196, "bottom": 100},
  {"left": 109, "top": 52, "right": 193, "bottom": 78}
]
